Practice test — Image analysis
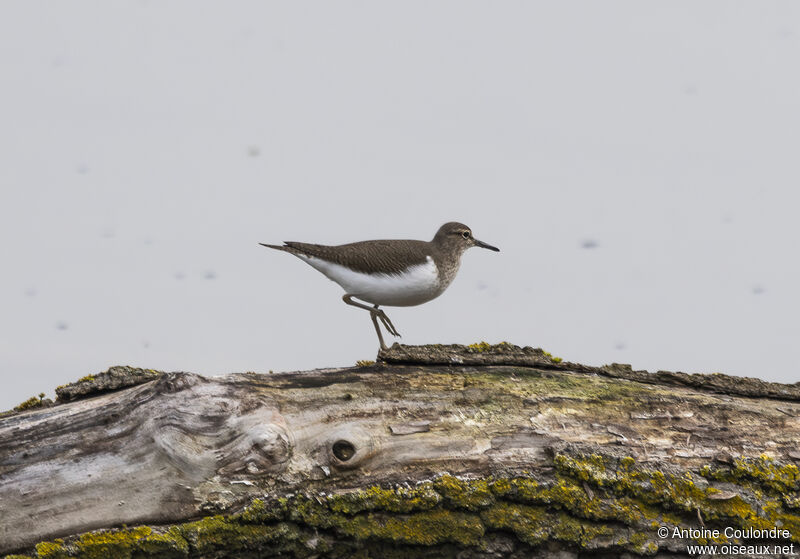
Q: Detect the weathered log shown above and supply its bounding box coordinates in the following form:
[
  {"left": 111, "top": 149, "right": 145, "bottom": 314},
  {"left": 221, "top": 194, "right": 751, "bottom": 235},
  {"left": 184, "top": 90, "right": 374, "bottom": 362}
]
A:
[{"left": 1, "top": 343, "right": 799, "bottom": 558}]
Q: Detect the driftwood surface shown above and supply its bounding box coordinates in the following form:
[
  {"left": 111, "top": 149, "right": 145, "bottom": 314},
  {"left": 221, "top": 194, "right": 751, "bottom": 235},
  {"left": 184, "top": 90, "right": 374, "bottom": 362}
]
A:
[{"left": 2, "top": 343, "right": 800, "bottom": 558}]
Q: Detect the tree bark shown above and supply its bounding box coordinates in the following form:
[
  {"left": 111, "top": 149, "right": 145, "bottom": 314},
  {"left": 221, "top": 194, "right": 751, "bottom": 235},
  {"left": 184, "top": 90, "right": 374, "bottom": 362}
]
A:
[{"left": 2, "top": 343, "right": 799, "bottom": 558}]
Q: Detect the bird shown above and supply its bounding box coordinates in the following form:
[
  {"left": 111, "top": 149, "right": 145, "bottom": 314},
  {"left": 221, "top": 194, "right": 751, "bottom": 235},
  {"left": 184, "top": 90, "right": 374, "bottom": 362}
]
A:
[{"left": 261, "top": 222, "right": 499, "bottom": 350}]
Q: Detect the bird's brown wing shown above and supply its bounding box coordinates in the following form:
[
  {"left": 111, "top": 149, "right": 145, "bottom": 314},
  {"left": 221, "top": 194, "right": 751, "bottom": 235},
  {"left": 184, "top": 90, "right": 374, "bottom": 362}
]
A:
[{"left": 273, "top": 240, "right": 432, "bottom": 275}]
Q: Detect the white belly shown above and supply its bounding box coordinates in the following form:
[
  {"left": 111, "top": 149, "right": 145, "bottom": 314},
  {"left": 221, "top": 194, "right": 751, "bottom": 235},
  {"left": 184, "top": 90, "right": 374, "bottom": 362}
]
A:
[{"left": 296, "top": 254, "right": 442, "bottom": 307}]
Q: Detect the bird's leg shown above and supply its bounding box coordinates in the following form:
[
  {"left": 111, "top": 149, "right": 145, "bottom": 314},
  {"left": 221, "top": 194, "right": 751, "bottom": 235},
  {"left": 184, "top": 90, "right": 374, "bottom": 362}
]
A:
[
  {"left": 342, "top": 295, "right": 399, "bottom": 351},
  {"left": 369, "top": 312, "right": 388, "bottom": 351},
  {"left": 373, "top": 304, "right": 400, "bottom": 337},
  {"left": 341, "top": 295, "right": 403, "bottom": 350}
]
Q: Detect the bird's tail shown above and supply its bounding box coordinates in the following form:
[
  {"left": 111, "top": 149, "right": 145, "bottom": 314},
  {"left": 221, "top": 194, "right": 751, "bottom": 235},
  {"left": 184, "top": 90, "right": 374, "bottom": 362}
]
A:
[{"left": 259, "top": 242, "right": 303, "bottom": 256}]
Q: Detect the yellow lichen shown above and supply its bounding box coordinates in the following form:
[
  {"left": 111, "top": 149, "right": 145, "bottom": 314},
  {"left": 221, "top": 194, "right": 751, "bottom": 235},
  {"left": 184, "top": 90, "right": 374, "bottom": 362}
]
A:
[
  {"left": 327, "top": 483, "right": 441, "bottom": 514},
  {"left": 467, "top": 341, "right": 492, "bottom": 352},
  {"left": 182, "top": 515, "right": 284, "bottom": 554},
  {"left": 702, "top": 455, "right": 800, "bottom": 495},
  {"left": 466, "top": 341, "right": 517, "bottom": 353},
  {"left": 481, "top": 502, "right": 612, "bottom": 547},
  {"left": 13, "top": 396, "right": 42, "bottom": 412},
  {"left": 481, "top": 502, "right": 550, "bottom": 545},
  {"left": 433, "top": 475, "right": 494, "bottom": 510},
  {"left": 555, "top": 452, "right": 800, "bottom": 543},
  {"left": 542, "top": 350, "right": 563, "bottom": 363},
  {"left": 31, "top": 527, "right": 191, "bottom": 559},
  {"left": 13, "top": 393, "right": 47, "bottom": 412},
  {"left": 33, "top": 540, "right": 67, "bottom": 558},
  {"left": 338, "top": 509, "right": 484, "bottom": 546}
]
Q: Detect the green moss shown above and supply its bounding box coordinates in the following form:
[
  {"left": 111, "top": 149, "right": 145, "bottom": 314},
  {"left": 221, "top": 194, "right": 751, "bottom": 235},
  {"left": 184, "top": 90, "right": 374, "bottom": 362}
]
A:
[
  {"left": 626, "top": 531, "right": 659, "bottom": 554},
  {"left": 326, "top": 483, "right": 442, "bottom": 514},
  {"left": 31, "top": 527, "right": 190, "bottom": 559},
  {"left": 285, "top": 493, "right": 484, "bottom": 546},
  {"left": 628, "top": 531, "right": 647, "bottom": 548},
  {"left": 466, "top": 341, "right": 516, "bottom": 353},
  {"left": 77, "top": 375, "right": 96, "bottom": 383},
  {"left": 557, "top": 453, "right": 702, "bottom": 511},
  {"left": 27, "top": 526, "right": 191, "bottom": 559},
  {"left": 338, "top": 509, "right": 484, "bottom": 546},
  {"left": 480, "top": 502, "right": 612, "bottom": 548},
  {"left": 552, "top": 512, "right": 612, "bottom": 546},
  {"left": 17, "top": 455, "right": 800, "bottom": 556},
  {"left": 181, "top": 515, "right": 295, "bottom": 555},
  {"left": 354, "top": 360, "right": 375, "bottom": 367},
  {"left": 70, "top": 526, "right": 189, "bottom": 559},
  {"left": 701, "top": 455, "right": 800, "bottom": 495},
  {"left": 13, "top": 393, "right": 46, "bottom": 412},
  {"left": 236, "top": 497, "right": 287, "bottom": 523},
  {"left": 490, "top": 470, "right": 663, "bottom": 528},
  {"left": 134, "top": 527, "right": 190, "bottom": 557},
  {"left": 14, "top": 397, "right": 42, "bottom": 412},
  {"left": 542, "top": 350, "right": 563, "bottom": 363},
  {"left": 433, "top": 475, "right": 494, "bottom": 510},
  {"left": 488, "top": 477, "right": 512, "bottom": 495},
  {"left": 555, "top": 452, "right": 800, "bottom": 543},
  {"left": 34, "top": 540, "right": 67, "bottom": 558},
  {"left": 480, "top": 502, "right": 549, "bottom": 545},
  {"left": 435, "top": 363, "right": 664, "bottom": 418}
]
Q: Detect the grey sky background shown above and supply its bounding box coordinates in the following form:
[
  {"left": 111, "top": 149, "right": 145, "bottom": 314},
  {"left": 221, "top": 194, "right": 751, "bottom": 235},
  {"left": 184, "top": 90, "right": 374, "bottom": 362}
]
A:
[{"left": 1, "top": 2, "right": 798, "bottom": 411}]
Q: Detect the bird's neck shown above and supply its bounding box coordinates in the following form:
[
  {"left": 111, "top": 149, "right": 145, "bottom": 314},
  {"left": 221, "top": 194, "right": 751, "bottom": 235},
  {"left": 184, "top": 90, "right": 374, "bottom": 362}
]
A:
[{"left": 430, "top": 243, "right": 465, "bottom": 288}]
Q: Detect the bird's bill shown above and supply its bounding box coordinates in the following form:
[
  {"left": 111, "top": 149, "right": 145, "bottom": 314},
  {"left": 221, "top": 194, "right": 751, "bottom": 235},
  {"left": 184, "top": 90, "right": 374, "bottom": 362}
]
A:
[{"left": 473, "top": 239, "right": 500, "bottom": 252}]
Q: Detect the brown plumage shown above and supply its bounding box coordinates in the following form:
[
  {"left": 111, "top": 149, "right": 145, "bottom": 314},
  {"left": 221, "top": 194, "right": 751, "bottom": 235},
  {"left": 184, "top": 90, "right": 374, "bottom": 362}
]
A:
[{"left": 262, "top": 239, "right": 431, "bottom": 276}]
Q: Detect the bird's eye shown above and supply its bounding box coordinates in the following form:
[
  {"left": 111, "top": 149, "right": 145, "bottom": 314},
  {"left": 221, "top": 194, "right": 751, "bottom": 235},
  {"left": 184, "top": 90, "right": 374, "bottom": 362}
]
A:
[{"left": 462, "top": 231, "right": 471, "bottom": 239}]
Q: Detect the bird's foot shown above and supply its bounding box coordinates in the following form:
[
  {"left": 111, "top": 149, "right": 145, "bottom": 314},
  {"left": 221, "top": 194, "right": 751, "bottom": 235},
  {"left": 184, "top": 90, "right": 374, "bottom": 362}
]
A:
[{"left": 375, "top": 310, "right": 401, "bottom": 337}]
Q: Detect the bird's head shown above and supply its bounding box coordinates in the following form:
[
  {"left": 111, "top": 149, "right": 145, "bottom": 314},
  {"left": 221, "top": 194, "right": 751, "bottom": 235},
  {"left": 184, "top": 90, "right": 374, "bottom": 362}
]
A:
[{"left": 433, "top": 222, "right": 500, "bottom": 254}]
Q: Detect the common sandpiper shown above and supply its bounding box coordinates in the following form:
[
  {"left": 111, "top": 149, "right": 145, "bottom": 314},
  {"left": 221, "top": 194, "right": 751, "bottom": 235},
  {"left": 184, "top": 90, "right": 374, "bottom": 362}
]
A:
[{"left": 261, "top": 222, "right": 499, "bottom": 350}]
